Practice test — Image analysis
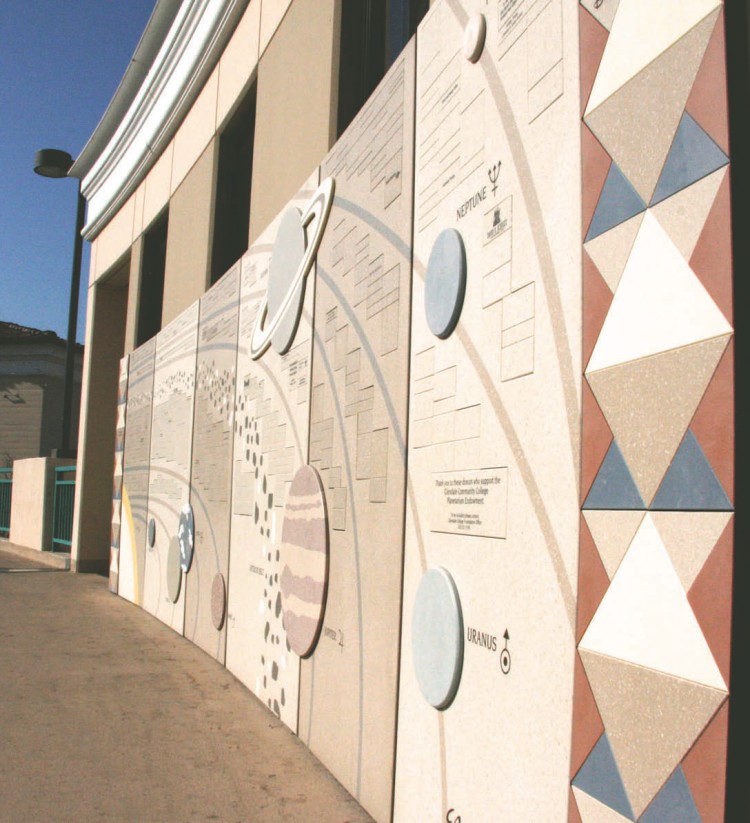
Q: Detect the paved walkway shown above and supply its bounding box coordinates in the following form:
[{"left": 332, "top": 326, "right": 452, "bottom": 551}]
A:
[{"left": 0, "top": 542, "right": 375, "bottom": 823}]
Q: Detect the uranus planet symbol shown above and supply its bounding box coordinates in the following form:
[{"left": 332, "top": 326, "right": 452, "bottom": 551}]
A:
[{"left": 250, "top": 177, "right": 336, "bottom": 360}]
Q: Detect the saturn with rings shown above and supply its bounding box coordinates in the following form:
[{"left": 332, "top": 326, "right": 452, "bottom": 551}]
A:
[{"left": 250, "top": 176, "right": 335, "bottom": 360}]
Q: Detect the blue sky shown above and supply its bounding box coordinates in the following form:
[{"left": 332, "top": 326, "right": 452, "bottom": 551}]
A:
[{"left": 1, "top": 1, "right": 159, "bottom": 343}]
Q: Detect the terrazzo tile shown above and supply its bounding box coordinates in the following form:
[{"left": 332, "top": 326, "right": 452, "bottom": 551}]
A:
[
  {"left": 650, "top": 112, "right": 729, "bottom": 206},
  {"left": 690, "top": 170, "right": 734, "bottom": 324},
  {"left": 585, "top": 163, "right": 646, "bottom": 243},
  {"left": 579, "top": 5, "right": 610, "bottom": 115},
  {"left": 686, "top": 7, "right": 729, "bottom": 154},
  {"left": 572, "top": 733, "right": 635, "bottom": 819},
  {"left": 682, "top": 700, "right": 730, "bottom": 823},
  {"left": 569, "top": 787, "right": 584, "bottom": 823},
  {"left": 688, "top": 517, "right": 734, "bottom": 686},
  {"left": 584, "top": 212, "right": 644, "bottom": 294},
  {"left": 582, "top": 124, "right": 613, "bottom": 241},
  {"left": 582, "top": 439, "right": 644, "bottom": 511},
  {"left": 580, "top": 0, "right": 620, "bottom": 33},
  {"left": 689, "top": 338, "right": 734, "bottom": 503},
  {"left": 650, "top": 511, "right": 732, "bottom": 591},
  {"left": 585, "top": 9, "right": 719, "bottom": 203},
  {"left": 580, "top": 514, "right": 726, "bottom": 691},
  {"left": 651, "top": 166, "right": 727, "bottom": 261},
  {"left": 586, "top": 212, "right": 733, "bottom": 374},
  {"left": 577, "top": 515, "right": 612, "bottom": 643},
  {"left": 579, "top": 649, "right": 727, "bottom": 818},
  {"left": 570, "top": 652, "right": 606, "bottom": 779},
  {"left": 581, "top": 380, "right": 613, "bottom": 503},
  {"left": 572, "top": 786, "right": 633, "bottom": 823},
  {"left": 583, "top": 509, "right": 645, "bottom": 580},
  {"left": 639, "top": 766, "right": 703, "bottom": 823},
  {"left": 583, "top": 250, "right": 613, "bottom": 369},
  {"left": 587, "top": 335, "right": 731, "bottom": 506},
  {"left": 651, "top": 429, "right": 733, "bottom": 511}
]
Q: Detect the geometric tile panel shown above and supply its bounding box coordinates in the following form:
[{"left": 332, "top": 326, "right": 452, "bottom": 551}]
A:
[
  {"left": 579, "top": 5, "right": 610, "bottom": 115},
  {"left": 582, "top": 124, "right": 614, "bottom": 241},
  {"left": 580, "top": 0, "right": 620, "bottom": 33},
  {"left": 583, "top": 250, "right": 614, "bottom": 368},
  {"left": 581, "top": 380, "right": 613, "bottom": 502},
  {"left": 577, "top": 515, "right": 612, "bottom": 643},
  {"left": 682, "top": 701, "right": 730, "bottom": 823},
  {"left": 586, "top": 212, "right": 732, "bottom": 374},
  {"left": 572, "top": 786, "right": 633, "bottom": 823},
  {"left": 570, "top": 652, "right": 605, "bottom": 780},
  {"left": 579, "top": 648, "right": 727, "bottom": 818},
  {"left": 587, "top": 335, "right": 731, "bottom": 506},
  {"left": 572, "top": 733, "right": 635, "bottom": 820},
  {"left": 650, "top": 112, "right": 729, "bottom": 206},
  {"left": 585, "top": 6, "right": 720, "bottom": 203},
  {"left": 580, "top": 514, "right": 727, "bottom": 691},
  {"left": 638, "top": 766, "right": 703, "bottom": 823},
  {"left": 584, "top": 212, "right": 644, "bottom": 294},
  {"left": 651, "top": 429, "right": 733, "bottom": 511}
]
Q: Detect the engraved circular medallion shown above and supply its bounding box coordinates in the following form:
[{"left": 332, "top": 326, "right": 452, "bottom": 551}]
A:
[
  {"left": 178, "top": 503, "right": 195, "bottom": 573},
  {"left": 267, "top": 207, "right": 307, "bottom": 355},
  {"left": 412, "top": 567, "right": 464, "bottom": 709},
  {"left": 280, "top": 465, "right": 329, "bottom": 657},
  {"left": 463, "top": 13, "right": 486, "bottom": 63},
  {"left": 147, "top": 518, "right": 156, "bottom": 548},
  {"left": 211, "top": 573, "right": 226, "bottom": 630},
  {"left": 166, "top": 537, "right": 182, "bottom": 604},
  {"left": 424, "top": 228, "right": 466, "bottom": 339}
]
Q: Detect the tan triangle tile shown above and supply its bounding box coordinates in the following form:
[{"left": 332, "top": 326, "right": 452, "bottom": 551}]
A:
[
  {"left": 650, "top": 511, "right": 732, "bottom": 591},
  {"left": 587, "top": 335, "right": 731, "bottom": 505},
  {"left": 584, "top": 212, "right": 644, "bottom": 294},
  {"left": 583, "top": 510, "right": 645, "bottom": 579},
  {"left": 579, "top": 649, "right": 727, "bottom": 818},
  {"left": 651, "top": 167, "right": 727, "bottom": 261},
  {"left": 585, "top": 9, "right": 719, "bottom": 203},
  {"left": 572, "top": 786, "right": 632, "bottom": 823}
]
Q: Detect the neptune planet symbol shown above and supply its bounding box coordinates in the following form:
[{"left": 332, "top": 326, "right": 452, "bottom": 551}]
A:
[{"left": 250, "top": 177, "right": 335, "bottom": 359}]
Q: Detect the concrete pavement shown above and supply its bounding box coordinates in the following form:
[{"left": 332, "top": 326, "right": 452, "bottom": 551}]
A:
[{"left": 0, "top": 542, "right": 375, "bottom": 823}]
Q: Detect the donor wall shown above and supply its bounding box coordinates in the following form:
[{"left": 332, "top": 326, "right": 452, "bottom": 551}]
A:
[{"left": 113, "top": 1, "right": 737, "bottom": 821}]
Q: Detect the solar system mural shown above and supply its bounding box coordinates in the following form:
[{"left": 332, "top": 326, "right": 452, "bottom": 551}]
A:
[{"left": 112, "top": 1, "right": 737, "bottom": 820}]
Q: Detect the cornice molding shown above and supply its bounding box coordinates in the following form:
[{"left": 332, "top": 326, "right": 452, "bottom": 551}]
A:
[{"left": 78, "top": 0, "right": 250, "bottom": 240}]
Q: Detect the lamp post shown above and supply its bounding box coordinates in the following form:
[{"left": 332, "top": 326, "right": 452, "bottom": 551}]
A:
[{"left": 33, "top": 148, "right": 86, "bottom": 459}]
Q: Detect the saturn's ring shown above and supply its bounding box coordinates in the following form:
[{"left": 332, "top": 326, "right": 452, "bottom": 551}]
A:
[{"left": 250, "top": 177, "right": 335, "bottom": 360}]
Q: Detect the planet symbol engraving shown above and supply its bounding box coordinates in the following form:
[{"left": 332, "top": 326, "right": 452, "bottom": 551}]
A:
[
  {"left": 250, "top": 177, "right": 336, "bottom": 360},
  {"left": 279, "top": 465, "right": 329, "bottom": 658}
]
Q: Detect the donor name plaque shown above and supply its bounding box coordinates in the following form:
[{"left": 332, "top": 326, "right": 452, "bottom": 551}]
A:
[{"left": 430, "top": 468, "right": 508, "bottom": 538}]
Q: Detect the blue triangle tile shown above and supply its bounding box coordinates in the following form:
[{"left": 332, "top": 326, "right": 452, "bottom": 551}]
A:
[
  {"left": 651, "top": 429, "right": 732, "bottom": 511},
  {"left": 572, "top": 733, "right": 635, "bottom": 820},
  {"left": 585, "top": 163, "right": 647, "bottom": 242},
  {"left": 583, "top": 440, "right": 645, "bottom": 510},
  {"left": 638, "top": 767, "right": 702, "bottom": 823},
  {"left": 650, "top": 112, "right": 729, "bottom": 206}
]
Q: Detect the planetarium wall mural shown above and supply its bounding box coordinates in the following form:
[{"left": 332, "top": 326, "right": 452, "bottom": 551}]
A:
[{"left": 110, "top": 1, "right": 736, "bottom": 821}]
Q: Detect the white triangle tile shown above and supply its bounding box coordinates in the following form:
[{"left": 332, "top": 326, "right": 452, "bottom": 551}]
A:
[
  {"left": 586, "top": 212, "right": 733, "bottom": 373},
  {"left": 572, "top": 786, "right": 632, "bottom": 823},
  {"left": 580, "top": 0, "right": 621, "bottom": 33},
  {"left": 579, "top": 514, "right": 727, "bottom": 691},
  {"left": 586, "top": 0, "right": 723, "bottom": 116},
  {"left": 650, "top": 511, "right": 732, "bottom": 591}
]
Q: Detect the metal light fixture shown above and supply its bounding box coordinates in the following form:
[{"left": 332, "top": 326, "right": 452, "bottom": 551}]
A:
[{"left": 33, "top": 148, "right": 86, "bottom": 458}]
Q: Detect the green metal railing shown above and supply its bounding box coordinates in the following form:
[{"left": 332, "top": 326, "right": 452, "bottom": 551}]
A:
[
  {"left": 0, "top": 468, "right": 11, "bottom": 538},
  {"left": 51, "top": 465, "right": 76, "bottom": 552}
]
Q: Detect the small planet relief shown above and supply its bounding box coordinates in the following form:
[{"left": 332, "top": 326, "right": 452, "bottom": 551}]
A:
[
  {"left": 211, "top": 573, "right": 226, "bottom": 631},
  {"left": 147, "top": 517, "right": 156, "bottom": 548},
  {"left": 424, "top": 228, "right": 467, "bottom": 339},
  {"left": 178, "top": 503, "right": 195, "bottom": 573},
  {"left": 463, "top": 13, "right": 486, "bottom": 63},
  {"left": 166, "top": 536, "right": 182, "bottom": 604},
  {"left": 412, "top": 567, "right": 464, "bottom": 710},
  {"left": 279, "top": 465, "right": 329, "bottom": 658}
]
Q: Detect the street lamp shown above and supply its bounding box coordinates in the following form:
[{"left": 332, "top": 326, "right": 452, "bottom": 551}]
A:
[{"left": 33, "top": 148, "right": 86, "bottom": 459}]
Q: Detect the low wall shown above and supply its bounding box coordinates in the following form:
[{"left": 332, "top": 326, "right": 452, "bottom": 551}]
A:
[{"left": 9, "top": 458, "right": 76, "bottom": 552}]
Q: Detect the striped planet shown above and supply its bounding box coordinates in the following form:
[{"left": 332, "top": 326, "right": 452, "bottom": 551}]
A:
[{"left": 279, "top": 465, "right": 329, "bottom": 657}]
